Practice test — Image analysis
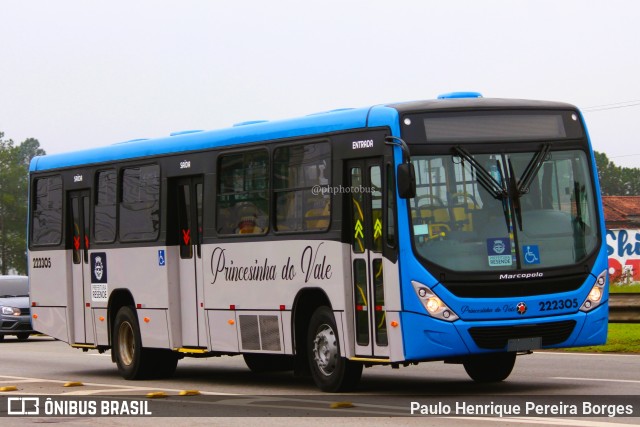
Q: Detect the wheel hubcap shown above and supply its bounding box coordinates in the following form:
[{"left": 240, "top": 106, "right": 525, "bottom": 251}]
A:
[
  {"left": 118, "top": 321, "right": 135, "bottom": 366},
  {"left": 313, "top": 323, "right": 338, "bottom": 376}
]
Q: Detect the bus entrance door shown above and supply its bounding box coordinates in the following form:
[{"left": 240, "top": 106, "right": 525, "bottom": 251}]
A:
[
  {"left": 68, "top": 190, "right": 94, "bottom": 345},
  {"left": 175, "top": 176, "right": 206, "bottom": 348},
  {"left": 348, "top": 159, "right": 389, "bottom": 358}
]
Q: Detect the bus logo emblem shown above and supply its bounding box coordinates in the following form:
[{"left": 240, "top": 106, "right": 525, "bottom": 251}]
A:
[
  {"left": 516, "top": 302, "right": 527, "bottom": 315},
  {"left": 94, "top": 257, "right": 104, "bottom": 281},
  {"left": 90, "top": 253, "right": 108, "bottom": 286},
  {"left": 487, "top": 238, "right": 512, "bottom": 267}
]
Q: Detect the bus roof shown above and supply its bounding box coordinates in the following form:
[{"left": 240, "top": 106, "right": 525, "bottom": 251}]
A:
[
  {"left": 28, "top": 97, "right": 577, "bottom": 172},
  {"left": 30, "top": 105, "right": 389, "bottom": 172}
]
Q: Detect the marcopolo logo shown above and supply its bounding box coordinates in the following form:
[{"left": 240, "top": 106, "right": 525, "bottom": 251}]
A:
[{"left": 499, "top": 272, "right": 544, "bottom": 280}]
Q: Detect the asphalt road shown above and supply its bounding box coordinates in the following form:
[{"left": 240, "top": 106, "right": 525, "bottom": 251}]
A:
[{"left": 1, "top": 335, "right": 639, "bottom": 426}]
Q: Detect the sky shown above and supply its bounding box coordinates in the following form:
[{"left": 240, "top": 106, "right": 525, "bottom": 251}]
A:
[{"left": 1, "top": 0, "right": 640, "bottom": 168}]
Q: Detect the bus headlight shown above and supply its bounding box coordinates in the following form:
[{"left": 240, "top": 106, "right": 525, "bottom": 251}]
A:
[
  {"left": 580, "top": 270, "right": 607, "bottom": 312},
  {"left": 411, "top": 281, "right": 459, "bottom": 322}
]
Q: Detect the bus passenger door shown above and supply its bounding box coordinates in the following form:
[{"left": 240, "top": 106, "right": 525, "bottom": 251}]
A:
[
  {"left": 175, "top": 176, "right": 206, "bottom": 348},
  {"left": 68, "top": 190, "right": 94, "bottom": 345},
  {"left": 348, "top": 159, "right": 389, "bottom": 358}
]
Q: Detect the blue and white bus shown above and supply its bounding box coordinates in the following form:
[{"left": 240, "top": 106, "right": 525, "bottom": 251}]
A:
[{"left": 28, "top": 93, "right": 608, "bottom": 392}]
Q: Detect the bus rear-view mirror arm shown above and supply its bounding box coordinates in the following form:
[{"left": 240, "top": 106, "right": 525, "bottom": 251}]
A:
[{"left": 385, "top": 136, "right": 416, "bottom": 199}]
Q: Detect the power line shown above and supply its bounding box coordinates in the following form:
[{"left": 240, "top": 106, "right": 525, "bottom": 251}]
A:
[
  {"left": 582, "top": 100, "right": 640, "bottom": 112},
  {"left": 609, "top": 153, "right": 640, "bottom": 159}
]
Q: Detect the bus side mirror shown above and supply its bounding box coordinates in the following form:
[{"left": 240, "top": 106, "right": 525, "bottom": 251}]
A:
[{"left": 397, "top": 163, "right": 416, "bottom": 199}]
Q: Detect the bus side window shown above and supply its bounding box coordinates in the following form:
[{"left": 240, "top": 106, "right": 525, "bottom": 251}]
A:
[
  {"left": 32, "top": 175, "right": 63, "bottom": 246},
  {"left": 273, "top": 142, "right": 331, "bottom": 232},
  {"left": 95, "top": 169, "right": 117, "bottom": 243},
  {"left": 119, "top": 165, "right": 160, "bottom": 242},
  {"left": 216, "top": 150, "right": 269, "bottom": 235}
]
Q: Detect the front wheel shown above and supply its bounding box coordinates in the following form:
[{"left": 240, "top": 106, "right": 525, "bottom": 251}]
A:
[
  {"left": 307, "top": 306, "right": 362, "bottom": 392},
  {"left": 16, "top": 333, "right": 30, "bottom": 341},
  {"left": 463, "top": 352, "right": 516, "bottom": 383}
]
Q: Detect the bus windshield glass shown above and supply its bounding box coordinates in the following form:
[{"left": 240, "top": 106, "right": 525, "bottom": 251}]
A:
[{"left": 409, "top": 148, "right": 598, "bottom": 272}]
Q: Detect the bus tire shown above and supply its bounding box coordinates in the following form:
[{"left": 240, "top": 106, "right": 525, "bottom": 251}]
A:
[
  {"left": 243, "top": 353, "right": 294, "bottom": 373},
  {"left": 463, "top": 352, "right": 516, "bottom": 383},
  {"left": 113, "top": 306, "right": 150, "bottom": 380},
  {"left": 307, "top": 306, "right": 362, "bottom": 392}
]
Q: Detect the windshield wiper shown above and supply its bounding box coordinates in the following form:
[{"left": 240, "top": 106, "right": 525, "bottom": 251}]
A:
[
  {"left": 453, "top": 146, "right": 512, "bottom": 232},
  {"left": 453, "top": 146, "right": 507, "bottom": 200},
  {"left": 507, "top": 143, "right": 551, "bottom": 231},
  {"left": 517, "top": 143, "right": 551, "bottom": 196},
  {"left": 507, "top": 158, "right": 524, "bottom": 231}
]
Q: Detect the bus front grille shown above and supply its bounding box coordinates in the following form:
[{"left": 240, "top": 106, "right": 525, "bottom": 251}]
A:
[{"left": 468, "top": 320, "right": 576, "bottom": 350}]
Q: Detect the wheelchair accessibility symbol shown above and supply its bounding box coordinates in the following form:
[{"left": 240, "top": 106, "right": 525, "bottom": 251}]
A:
[
  {"left": 158, "top": 249, "right": 166, "bottom": 266},
  {"left": 523, "top": 245, "right": 540, "bottom": 265}
]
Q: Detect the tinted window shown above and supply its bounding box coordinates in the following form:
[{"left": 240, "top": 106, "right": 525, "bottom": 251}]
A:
[
  {"left": 273, "top": 142, "right": 331, "bottom": 232},
  {"left": 95, "top": 170, "right": 117, "bottom": 243},
  {"left": 119, "top": 165, "right": 160, "bottom": 241},
  {"left": 32, "top": 176, "right": 63, "bottom": 245},
  {"left": 216, "top": 150, "right": 269, "bottom": 235}
]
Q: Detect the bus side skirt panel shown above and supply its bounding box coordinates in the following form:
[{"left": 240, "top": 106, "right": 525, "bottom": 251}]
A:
[
  {"left": 207, "top": 310, "right": 240, "bottom": 352},
  {"left": 32, "top": 306, "right": 69, "bottom": 343},
  {"left": 137, "top": 308, "right": 171, "bottom": 348}
]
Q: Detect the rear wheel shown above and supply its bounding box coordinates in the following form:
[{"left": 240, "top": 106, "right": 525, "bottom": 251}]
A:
[
  {"left": 113, "top": 306, "right": 146, "bottom": 379},
  {"left": 112, "top": 306, "right": 178, "bottom": 379},
  {"left": 307, "top": 306, "right": 362, "bottom": 392},
  {"left": 463, "top": 352, "right": 516, "bottom": 383}
]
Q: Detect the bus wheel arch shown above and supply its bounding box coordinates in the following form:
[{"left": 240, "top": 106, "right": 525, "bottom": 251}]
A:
[
  {"left": 107, "top": 289, "right": 136, "bottom": 362},
  {"left": 292, "top": 288, "right": 332, "bottom": 377},
  {"left": 112, "top": 305, "right": 147, "bottom": 379},
  {"left": 108, "top": 290, "right": 178, "bottom": 379}
]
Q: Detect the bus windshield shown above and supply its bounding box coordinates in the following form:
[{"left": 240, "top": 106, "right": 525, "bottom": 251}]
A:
[{"left": 409, "top": 148, "right": 599, "bottom": 272}]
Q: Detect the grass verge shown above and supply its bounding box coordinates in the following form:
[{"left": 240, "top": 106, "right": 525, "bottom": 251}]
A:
[
  {"left": 609, "top": 283, "right": 640, "bottom": 293},
  {"left": 561, "top": 323, "right": 640, "bottom": 353}
]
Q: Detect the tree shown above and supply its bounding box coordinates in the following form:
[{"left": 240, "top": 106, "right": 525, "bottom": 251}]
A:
[
  {"left": 594, "top": 151, "right": 640, "bottom": 196},
  {"left": 0, "top": 133, "right": 45, "bottom": 275}
]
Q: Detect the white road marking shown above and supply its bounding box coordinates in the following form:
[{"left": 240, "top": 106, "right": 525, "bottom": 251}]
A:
[
  {"left": 552, "top": 376, "right": 640, "bottom": 384},
  {"left": 536, "top": 352, "right": 640, "bottom": 358},
  {"left": 0, "top": 374, "right": 237, "bottom": 395}
]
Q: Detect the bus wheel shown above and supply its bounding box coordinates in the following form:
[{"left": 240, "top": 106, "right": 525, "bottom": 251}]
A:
[
  {"left": 463, "top": 352, "right": 516, "bottom": 383},
  {"left": 243, "top": 353, "right": 294, "bottom": 373},
  {"left": 113, "top": 306, "right": 149, "bottom": 380},
  {"left": 307, "top": 306, "right": 362, "bottom": 392}
]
